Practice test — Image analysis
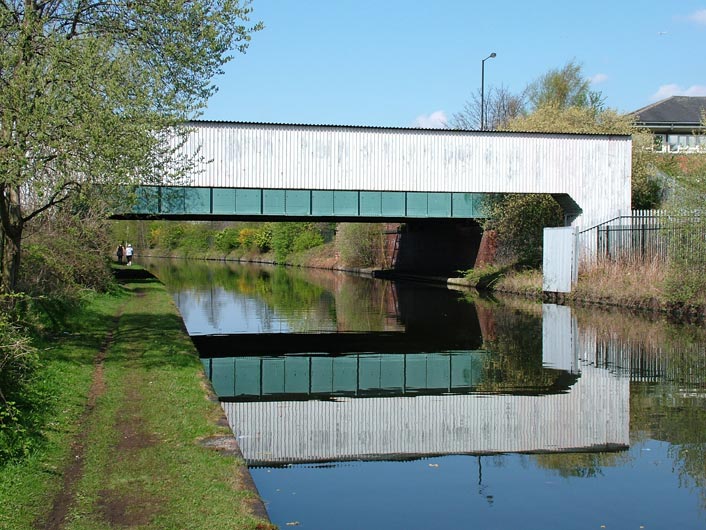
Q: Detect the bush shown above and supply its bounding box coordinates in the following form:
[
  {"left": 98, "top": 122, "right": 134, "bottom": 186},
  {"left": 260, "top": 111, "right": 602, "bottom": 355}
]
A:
[
  {"left": 292, "top": 230, "right": 324, "bottom": 254},
  {"left": 214, "top": 227, "right": 240, "bottom": 253},
  {"left": 270, "top": 223, "right": 324, "bottom": 262},
  {"left": 483, "top": 194, "right": 563, "bottom": 268},
  {"left": 336, "top": 223, "right": 384, "bottom": 268},
  {"left": 0, "top": 312, "right": 42, "bottom": 462}
]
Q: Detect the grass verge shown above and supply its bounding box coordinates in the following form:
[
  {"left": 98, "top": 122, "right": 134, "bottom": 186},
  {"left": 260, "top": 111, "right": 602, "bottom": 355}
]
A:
[{"left": 0, "top": 273, "right": 274, "bottom": 530}]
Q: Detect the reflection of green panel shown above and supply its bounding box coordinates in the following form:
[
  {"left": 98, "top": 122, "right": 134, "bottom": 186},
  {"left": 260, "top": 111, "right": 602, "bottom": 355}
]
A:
[
  {"left": 262, "top": 358, "right": 285, "bottom": 395},
  {"left": 206, "top": 358, "right": 235, "bottom": 397},
  {"left": 263, "top": 190, "right": 286, "bottom": 215},
  {"left": 185, "top": 187, "right": 211, "bottom": 214},
  {"left": 235, "top": 358, "right": 261, "bottom": 396},
  {"left": 311, "top": 357, "right": 334, "bottom": 393},
  {"left": 406, "top": 355, "right": 428, "bottom": 389},
  {"left": 213, "top": 188, "right": 236, "bottom": 214},
  {"left": 235, "top": 189, "right": 262, "bottom": 214},
  {"left": 286, "top": 190, "right": 311, "bottom": 215},
  {"left": 161, "top": 187, "right": 186, "bottom": 214},
  {"left": 382, "top": 192, "right": 406, "bottom": 216},
  {"left": 284, "top": 357, "right": 309, "bottom": 394},
  {"left": 380, "top": 355, "right": 405, "bottom": 390},
  {"left": 312, "top": 191, "right": 334, "bottom": 215},
  {"left": 450, "top": 353, "right": 472, "bottom": 388},
  {"left": 428, "top": 193, "right": 451, "bottom": 217},
  {"left": 359, "top": 355, "right": 381, "bottom": 390},
  {"left": 360, "top": 192, "right": 382, "bottom": 216},
  {"left": 133, "top": 186, "right": 160, "bottom": 213},
  {"left": 407, "top": 192, "right": 428, "bottom": 217},
  {"left": 427, "top": 354, "right": 450, "bottom": 389},
  {"left": 333, "top": 357, "right": 357, "bottom": 393},
  {"left": 333, "top": 191, "right": 359, "bottom": 215}
]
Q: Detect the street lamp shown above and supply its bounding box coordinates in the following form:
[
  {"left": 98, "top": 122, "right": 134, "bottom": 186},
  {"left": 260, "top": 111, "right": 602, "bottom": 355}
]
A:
[{"left": 480, "top": 52, "right": 496, "bottom": 131}]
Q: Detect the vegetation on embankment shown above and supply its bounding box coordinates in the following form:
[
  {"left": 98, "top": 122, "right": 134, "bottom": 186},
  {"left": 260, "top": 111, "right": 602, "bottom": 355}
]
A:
[
  {"left": 464, "top": 261, "right": 706, "bottom": 322},
  {"left": 0, "top": 271, "right": 274, "bottom": 530},
  {"left": 113, "top": 219, "right": 389, "bottom": 271}
]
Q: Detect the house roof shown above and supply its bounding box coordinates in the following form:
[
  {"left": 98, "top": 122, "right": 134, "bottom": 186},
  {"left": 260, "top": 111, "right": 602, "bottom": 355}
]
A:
[{"left": 632, "top": 96, "right": 706, "bottom": 126}]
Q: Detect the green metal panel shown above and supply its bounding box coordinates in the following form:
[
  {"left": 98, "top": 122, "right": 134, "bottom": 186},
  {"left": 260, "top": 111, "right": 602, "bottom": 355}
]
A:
[
  {"left": 450, "top": 353, "right": 472, "bottom": 388},
  {"left": 427, "top": 354, "right": 451, "bottom": 389},
  {"left": 333, "top": 191, "right": 359, "bottom": 216},
  {"left": 358, "top": 355, "right": 382, "bottom": 391},
  {"left": 128, "top": 186, "right": 489, "bottom": 219},
  {"left": 382, "top": 192, "right": 406, "bottom": 216},
  {"left": 235, "top": 189, "right": 262, "bottom": 215},
  {"left": 284, "top": 357, "right": 309, "bottom": 394},
  {"left": 207, "top": 358, "right": 235, "bottom": 397},
  {"left": 262, "top": 358, "right": 285, "bottom": 395},
  {"left": 212, "top": 188, "right": 236, "bottom": 214},
  {"left": 133, "top": 186, "right": 160, "bottom": 213},
  {"left": 332, "top": 357, "right": 358, "bottom": 393},
  {"left": 452, "top": 193, "right": 475, "bottom": 218},
  {"left": 407, "top": 192, "right": 428, "bottom": 217},
  {"left": 428, "top": 193, "right": 452, "bottom": 217},
  {"left": 263, "top": 190, "right": 286, "bottom": 215},
  {"left": 379, "top": 355, "right": 405, "bottom": 390},
  {"left": 235, "top": 358, "right": 261, "bottom": 397},
  {"left": 286, "top": 190, "right": 311, "bottom": 215},
  {"left": 310, "top": 357, "right": 334, "bottom": 393},
  {"left": 360, "top": 192, "right": 382, "bottom": 216},
  {"left": 312, "top": 191, "right": 334, "bottom": 216},
  {"left": 185, "top": 187, "right": 211, "bottom": 214},
  {"left": 161, "top": 187, "right": 186, "bottom": 214},
  {"left": 405, "top": 355, "right": 427, "bottom": 389}
]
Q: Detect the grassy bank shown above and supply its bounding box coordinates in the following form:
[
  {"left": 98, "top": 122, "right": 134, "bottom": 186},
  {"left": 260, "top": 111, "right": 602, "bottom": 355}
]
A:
[
  {"left": 474, "top": 261, "right": 706, "bottom": 321},
  {"left": 0, "top": 270, "right": 273, "bottom": 530}
]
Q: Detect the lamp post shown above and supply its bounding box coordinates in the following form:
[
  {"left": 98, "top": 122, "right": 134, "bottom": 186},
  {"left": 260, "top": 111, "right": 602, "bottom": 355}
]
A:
[{"left": 480, "top": 52, "right": 496, "bottom": 131}]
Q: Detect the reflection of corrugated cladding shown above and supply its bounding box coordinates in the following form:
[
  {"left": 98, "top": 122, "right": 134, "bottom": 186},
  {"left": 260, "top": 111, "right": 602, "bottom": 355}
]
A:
[
  {"left": 223, "top": 363, "right": 629, "bottom": 465},
  {"left": 168, "top": 121, "right": 631, "bottom": 230}
]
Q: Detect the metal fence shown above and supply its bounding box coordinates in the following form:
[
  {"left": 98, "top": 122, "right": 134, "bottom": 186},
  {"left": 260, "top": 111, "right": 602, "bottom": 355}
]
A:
[{"left": 579, "top": 210, "right": 706, "bottom": 263}]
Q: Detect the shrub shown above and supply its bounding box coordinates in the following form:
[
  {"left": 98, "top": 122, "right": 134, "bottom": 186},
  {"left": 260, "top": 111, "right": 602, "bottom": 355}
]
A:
[
  {"left": 336, "top": 223, "right": 384, "bottom": 268},
  {"left": 214, "top": 227, "right": 241, "bottom": 253},
  {"left": 292, "top": 230, "right": 325, "bottom": 254},
  {"left": 0, "top": 312, "right": 42, "bottom": 462}
]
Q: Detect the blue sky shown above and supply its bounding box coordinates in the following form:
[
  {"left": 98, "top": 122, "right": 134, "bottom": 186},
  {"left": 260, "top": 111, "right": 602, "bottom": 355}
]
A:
[{"left": 201, "top": 0, "right": 706, "bottom": 128}]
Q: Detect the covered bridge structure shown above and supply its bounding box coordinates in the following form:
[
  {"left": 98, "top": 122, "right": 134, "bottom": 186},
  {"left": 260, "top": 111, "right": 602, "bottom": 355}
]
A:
[{"left": 127, "top": 121, "right": 631, "bottom": 230}]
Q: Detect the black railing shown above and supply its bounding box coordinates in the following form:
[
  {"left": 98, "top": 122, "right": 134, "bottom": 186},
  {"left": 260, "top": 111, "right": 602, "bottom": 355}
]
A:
[{"left": 580, "top": 210, "right": 706, "bottom": 263}]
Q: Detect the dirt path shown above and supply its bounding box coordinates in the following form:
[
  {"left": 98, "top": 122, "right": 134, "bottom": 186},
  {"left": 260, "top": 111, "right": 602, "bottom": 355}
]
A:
[{"left": 38, "top": 308, "right": 125, "bottom": 530}]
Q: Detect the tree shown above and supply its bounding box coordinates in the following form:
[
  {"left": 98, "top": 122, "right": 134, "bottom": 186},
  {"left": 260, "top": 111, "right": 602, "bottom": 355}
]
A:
[
  {"left": 479, "top": 62, "right": 658, "bottom": 266},
  {"left": 525, "top": 59, "right": 604, "bottom": 112},
  {"left": 0, "top": 1, "right": 262, "bottom": 293},
  {"left": 448, "top": 85, "right": 526, "bottom": 131}
]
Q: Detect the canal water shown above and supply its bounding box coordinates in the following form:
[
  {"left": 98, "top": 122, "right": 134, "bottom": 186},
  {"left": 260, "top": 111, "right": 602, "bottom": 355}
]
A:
[{"left": 144, "top": 258, "right": 706, "bottom": 530}]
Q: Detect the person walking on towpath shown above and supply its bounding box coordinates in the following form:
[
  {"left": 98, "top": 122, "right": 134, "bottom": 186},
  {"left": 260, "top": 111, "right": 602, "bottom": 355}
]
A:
[
  {"left": 125, "top": 243, "right": 134, "bottom": 266},
  {"left": 116, "top": 243, "right": 124, "bottom": 264}
]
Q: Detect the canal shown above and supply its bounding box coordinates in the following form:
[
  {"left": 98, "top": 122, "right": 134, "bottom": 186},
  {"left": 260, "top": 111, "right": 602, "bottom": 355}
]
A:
[{"left": 144, "top": 258, "right": 706, "bottom": 530}]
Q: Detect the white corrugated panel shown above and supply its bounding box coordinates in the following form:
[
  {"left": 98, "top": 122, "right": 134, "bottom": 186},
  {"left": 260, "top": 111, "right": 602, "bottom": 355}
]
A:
[
  {"left": 543, "top": 227, "right": 579, "bottom": 292},
  {"left": 172, "top": 123, "right": 631, "bottom": 230},
  {"left": 222, "top": 363, "right": 629, "bottom": 465}
]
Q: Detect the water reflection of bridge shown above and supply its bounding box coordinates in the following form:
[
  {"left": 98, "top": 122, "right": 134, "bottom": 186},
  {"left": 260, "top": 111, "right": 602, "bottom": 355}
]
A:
[{"left": 222, "top": 363, "right": 628, "bottom": 466}]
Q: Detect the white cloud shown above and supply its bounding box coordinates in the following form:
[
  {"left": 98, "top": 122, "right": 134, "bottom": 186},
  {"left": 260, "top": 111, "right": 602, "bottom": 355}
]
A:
[
  {"left": 590, "top": 73, "right": 608, "bottom": 84},
  {"left": 651, "top": 84, "right": 706, "bottom": 100},
  {"left": 688, "top": 9, "right": 706, "bottom": 25},
  {"left": 413, "top": 110, "right": 447, "bottom": 129}
]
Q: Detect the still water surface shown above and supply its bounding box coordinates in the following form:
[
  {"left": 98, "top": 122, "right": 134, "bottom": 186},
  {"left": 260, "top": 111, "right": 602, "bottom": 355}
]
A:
[{"left": 145, "top": 258, "right": 706, "bottom": 530}]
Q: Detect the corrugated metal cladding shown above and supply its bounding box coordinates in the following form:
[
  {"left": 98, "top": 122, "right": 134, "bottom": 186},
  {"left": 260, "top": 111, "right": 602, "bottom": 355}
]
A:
[
  {"left": 174, "top": 122, "right": 632, "bottom": 229},
  {"left": 221, "top": 363, "right": 629, "bottom": 465}
]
